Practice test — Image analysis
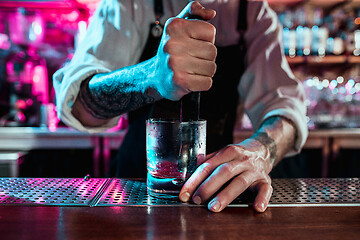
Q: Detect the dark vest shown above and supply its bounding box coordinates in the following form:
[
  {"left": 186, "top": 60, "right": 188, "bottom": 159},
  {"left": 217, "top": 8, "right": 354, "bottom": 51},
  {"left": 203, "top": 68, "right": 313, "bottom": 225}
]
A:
[{"left": 109, "top": 0, "right": 248, "bottom": 178}]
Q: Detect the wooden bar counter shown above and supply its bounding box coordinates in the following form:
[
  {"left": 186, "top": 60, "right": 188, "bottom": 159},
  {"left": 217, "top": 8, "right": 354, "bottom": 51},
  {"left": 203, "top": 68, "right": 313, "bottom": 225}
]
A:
[
  {"left": 0, "top": 178, "right": 359, "bottom": 239},
  {"left": 1, "top": 205, "right": 359, "bottom": 240}
]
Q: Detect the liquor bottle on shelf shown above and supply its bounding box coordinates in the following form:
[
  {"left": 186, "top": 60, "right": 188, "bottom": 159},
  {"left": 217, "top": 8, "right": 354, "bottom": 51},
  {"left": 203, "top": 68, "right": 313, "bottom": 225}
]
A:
[
  {"left": 349, "top": 8, "right": 360, "bottom": 56},
  {"left": 354, "top": 29, "right": 360, "bottom": 56},
  {"left": 277, "top": 3, "right": 360, "bottom": 58},
  {"left": 295, "top": 7, "right": 305, "bottom": 56},
  {"left": 280, "top": 9, "right": 296, "bottom": 57},
  {"left": 311, "top": 7, "right": 329, "bottom": 57}
]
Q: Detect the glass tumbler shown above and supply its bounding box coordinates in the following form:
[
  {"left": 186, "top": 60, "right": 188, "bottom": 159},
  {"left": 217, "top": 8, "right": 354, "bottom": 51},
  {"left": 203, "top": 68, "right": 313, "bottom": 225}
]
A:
[{"left": 146, "top": 118, "right": 206, "bottom": 199}]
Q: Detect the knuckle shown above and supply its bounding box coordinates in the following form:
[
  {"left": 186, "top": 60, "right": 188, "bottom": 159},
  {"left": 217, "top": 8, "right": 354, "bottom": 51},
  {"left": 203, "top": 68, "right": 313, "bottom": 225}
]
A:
[
  {"left": 237, "top": 175, "right": 250, "bottom": 186},
  {"left": 167, "top": 56, "right": 175, "bottom": 69},
  {"left": 164, "top": 39, "right": 183, "bottom": 55},
  {"left": 266, "top": 175, "right": 272, "bottom": 185},
  {"left": 190, "top": 1, "right": 201, "bottom": 13},
  {"left": 212, "top": 45, "right": 218, "bottom": 59},
  {"left": 211, "top": 24, "right": 216, "bottom": 36},
  {"left": 173, "top": 71, "right": 187, "bottom": 87},
  {"left": 198, "top": 162, "right": 213, "bottom": 176},
  {"left": 196, "top": 187, "right": 212, "bottom": 200},
  {"left": 162, "top": 43, "right": 170, "bottom": 54},
  {"left": 207, "top": 24, "right": 216, "bottom": 42},
  {"left": 167, "top": 55, "right": 180, "bottom": 69},
  {"left": 166, "top": 18, "right": 185, "bottom": 33},
  {"left": 203, "top": 77, "right": 213, "bottom": 91},
  {"left": 208, "top": 43, "right": 217, "bottom": 60},
  {"left": 208, "top": 24, "right": 216, "bottom": 34},
  {"left": 163, "top": 39, "right": 175, "bottom": 54},
  {"left": 210, "top": 62, "right": 217, "bottom": 76},
  {"left": 219, "top": 162, "right": 234, "bottom": 175},
  {"left": 224, "top": 144, "right": 239, "bottom": 155}
]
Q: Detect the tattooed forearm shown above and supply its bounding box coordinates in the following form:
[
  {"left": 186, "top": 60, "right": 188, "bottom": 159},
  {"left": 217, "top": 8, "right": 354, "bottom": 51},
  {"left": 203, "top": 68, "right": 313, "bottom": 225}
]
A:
[
  {"left": 255, "top": 116, "right": 297, "bottom": 166},
  {"left": 78, "top": 61, "right": 162, "bottom": 120},
  {"left": 252, "top": 132, "right": 277, "bottom": 166},
  {"left": 79, "top": 79, "right": 157, "bottom": 119}
]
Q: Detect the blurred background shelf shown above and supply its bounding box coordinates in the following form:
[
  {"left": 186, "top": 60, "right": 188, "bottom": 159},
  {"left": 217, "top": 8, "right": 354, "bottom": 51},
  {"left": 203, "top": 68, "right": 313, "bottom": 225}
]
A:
[
  {"left": 286, "top": 55, "right": 359, "bottom": 64},
  {"left": 0, "top": 127, "right": 126, "bottom": 178},
  {"left": 0, "top": 0, "right": 359, "bottom": 179},
  {"left": 0, "top": 0, "right": 87, "bottom": 10}
]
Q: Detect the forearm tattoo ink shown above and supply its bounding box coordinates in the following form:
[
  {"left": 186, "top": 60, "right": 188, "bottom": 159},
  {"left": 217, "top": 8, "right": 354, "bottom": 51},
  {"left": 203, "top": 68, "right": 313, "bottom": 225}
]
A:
[
  {"left": 78, "top": 75, "right": 158, "bottom": 120},
  {"left": 253, "top": 132, "right": 277, "bottom": 166}
]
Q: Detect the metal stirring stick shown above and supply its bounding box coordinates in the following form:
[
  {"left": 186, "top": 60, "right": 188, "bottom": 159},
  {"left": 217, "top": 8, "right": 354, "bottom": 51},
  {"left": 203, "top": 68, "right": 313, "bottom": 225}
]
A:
[
  {"left": 180, "top": 92, "right": 200, "bottom": 122},
  {"left": 180, "top": 15, "right": 203, "bottom": 122},
  {"left": 178, "top": 15, "right": 203, "bottom": 175}
]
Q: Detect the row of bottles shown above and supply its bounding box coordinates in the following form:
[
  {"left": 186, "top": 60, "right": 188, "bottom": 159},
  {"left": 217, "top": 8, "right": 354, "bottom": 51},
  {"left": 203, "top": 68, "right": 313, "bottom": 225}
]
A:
[{"left": 278, "top": 4, "right": 360, "bottom": 57}]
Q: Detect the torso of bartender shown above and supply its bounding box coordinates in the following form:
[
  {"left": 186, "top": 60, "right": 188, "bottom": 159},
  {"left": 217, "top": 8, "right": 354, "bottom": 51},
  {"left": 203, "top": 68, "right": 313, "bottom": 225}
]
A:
[{"left": 53, "top": 0, "right": 308, "bottom": 177}]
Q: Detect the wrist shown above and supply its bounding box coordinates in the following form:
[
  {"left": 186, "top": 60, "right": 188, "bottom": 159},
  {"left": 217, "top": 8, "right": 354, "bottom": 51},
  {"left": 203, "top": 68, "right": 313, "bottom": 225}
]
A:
[
  {"left": 146, "top": 87, "right": 162, "bottom": 102},
  {"left": 251, "top": 132, "right": 277, "bottom": 167}
]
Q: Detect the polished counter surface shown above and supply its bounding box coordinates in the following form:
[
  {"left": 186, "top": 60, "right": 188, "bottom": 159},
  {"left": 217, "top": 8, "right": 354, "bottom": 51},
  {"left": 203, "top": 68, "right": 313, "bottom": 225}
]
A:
[
  {"left": 1, "top": 206, "right": 360, "bottom": 240},
  {"left": 0, "top": 178, "right": 359, "bottom": 240}
]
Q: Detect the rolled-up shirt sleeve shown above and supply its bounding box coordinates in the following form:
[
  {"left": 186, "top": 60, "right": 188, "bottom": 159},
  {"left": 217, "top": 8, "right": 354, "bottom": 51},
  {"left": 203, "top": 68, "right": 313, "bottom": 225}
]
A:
[
  {"left": 53, "top": 0, "right": 151, "bottom": 133},
  {"left": 239, "top": 1, "right": 308, "bottom": 155}
]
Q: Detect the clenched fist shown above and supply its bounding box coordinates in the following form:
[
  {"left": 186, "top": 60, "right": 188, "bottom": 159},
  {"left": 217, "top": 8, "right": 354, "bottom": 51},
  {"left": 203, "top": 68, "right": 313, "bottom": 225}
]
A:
[{"left": 154, "top": 1, "right": 217, "bottom": 101}]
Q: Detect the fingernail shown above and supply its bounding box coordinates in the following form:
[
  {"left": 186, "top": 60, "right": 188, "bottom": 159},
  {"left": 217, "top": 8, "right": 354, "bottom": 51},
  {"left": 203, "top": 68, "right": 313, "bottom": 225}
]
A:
[
  {"left": 208, "top": 199, "right": 221, "bottom": 212},
  {"left": 193, "top": 195, "right": 202, "bottom": 205},
  {"left": 180, "top": 192, "right": 190, "bottom": 202},
  {"left": 260, "top": 203, "right": 265, "bottom": 211},
  {"left": 256, "top": 202, "right": 265, "bottom": 212}
]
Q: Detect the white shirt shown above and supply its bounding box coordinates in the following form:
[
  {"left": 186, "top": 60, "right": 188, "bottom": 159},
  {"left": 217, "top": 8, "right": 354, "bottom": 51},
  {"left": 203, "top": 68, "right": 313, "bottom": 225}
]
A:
[{"left": 53, "top": 0, "right": 308, "bottom": 155}]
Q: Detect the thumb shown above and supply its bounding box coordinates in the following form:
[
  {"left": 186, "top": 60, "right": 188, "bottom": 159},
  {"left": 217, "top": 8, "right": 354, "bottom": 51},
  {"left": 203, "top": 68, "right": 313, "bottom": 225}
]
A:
[{"left": 176, "top": 1, "right": 216, "bottom": 21}]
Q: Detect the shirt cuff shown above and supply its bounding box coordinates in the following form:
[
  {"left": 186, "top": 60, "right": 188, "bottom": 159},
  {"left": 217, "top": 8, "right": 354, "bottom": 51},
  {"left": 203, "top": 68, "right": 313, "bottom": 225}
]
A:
[{"left": 55, "top": 66, "right": 120, "bottom": 133}]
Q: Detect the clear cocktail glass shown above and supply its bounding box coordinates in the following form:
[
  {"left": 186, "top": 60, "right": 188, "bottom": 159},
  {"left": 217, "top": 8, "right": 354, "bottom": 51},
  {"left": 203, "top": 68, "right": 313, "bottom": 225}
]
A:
[{"left": 146, "top": 118, "right": 206, "bottom": 199}]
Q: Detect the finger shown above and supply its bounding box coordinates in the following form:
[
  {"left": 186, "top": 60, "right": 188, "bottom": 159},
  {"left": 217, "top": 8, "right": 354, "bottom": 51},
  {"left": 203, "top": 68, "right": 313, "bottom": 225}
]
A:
[
  {"left": 196, "top": 151, "right": 217, "bottom": 169},
  {"left": 197, "top": 153, "right": 207, "bottom": 165},
  {"left": 189, "top": 39, "right": 217, "bottom": 61},
  {"left": 172, "top": 71, "right": 213, "bottom": 92},
  {"left": 177, "top": 1, "right": 216, "bottom": 21},
  {"left": 179, "top": 161, "right": 214, "bottom": 202},
  {"left": 194, "top": 160, "right": 250, "bottom": 204},
  {"left": 179, "top": 145, "right": 244, "bottom": 202},
  {"left": 207, "top": 171, "right": 257, "bottom": 212},
  {"left": 205, "top": 151, "right": 217, "bottom": 160},
  {"left": 180, "top": 147, "right": 236, "bottom": 200},
  {"left": 165, "top": 38, "right": 217, "bottom": 61},
  {"left": 186, "top": 58, "right": 217, "bottom": 77},
  {"left": 165, "top": 18, "right": 216, "bottom": 44},
  {"left": 168, "top": 54, "right": 216, "bottom": 77},
  {"left": 252, "top": 180, "right": 273, "bottom": 212}
]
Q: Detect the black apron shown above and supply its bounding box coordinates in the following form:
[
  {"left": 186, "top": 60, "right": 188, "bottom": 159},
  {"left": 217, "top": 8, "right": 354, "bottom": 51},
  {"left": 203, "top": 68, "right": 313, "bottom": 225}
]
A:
[{"left": 109, "top": 0, "right": 248, "bottom": 178}]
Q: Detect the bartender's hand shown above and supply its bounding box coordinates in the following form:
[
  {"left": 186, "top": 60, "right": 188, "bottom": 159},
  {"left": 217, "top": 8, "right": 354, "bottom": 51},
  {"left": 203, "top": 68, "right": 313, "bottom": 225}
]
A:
[
  {"left": 180, "top": 139, "right": 273, "bottom": 213},
  {"left": 154, "top": 1, "right": 217, "bottom": 101},
  {"left": 179, "top": 116, "right": 297, "bottom": 213}
]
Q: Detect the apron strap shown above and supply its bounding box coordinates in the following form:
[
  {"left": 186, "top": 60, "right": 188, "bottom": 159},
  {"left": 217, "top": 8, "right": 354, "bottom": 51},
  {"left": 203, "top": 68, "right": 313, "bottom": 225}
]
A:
[
  {"left": 238, "top": 0, "right": 247, "bottom": 31},
  {"left": 154, "top": 0, "right": 164, "bottom": 19}
]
